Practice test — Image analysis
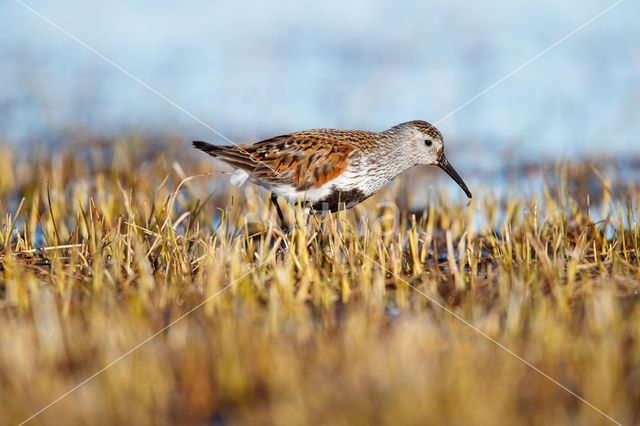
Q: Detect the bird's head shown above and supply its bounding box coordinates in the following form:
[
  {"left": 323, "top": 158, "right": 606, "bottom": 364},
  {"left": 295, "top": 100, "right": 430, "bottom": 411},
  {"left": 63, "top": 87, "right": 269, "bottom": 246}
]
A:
[{"left": 396, "top": 120, "right": 472, "bottom": 199}]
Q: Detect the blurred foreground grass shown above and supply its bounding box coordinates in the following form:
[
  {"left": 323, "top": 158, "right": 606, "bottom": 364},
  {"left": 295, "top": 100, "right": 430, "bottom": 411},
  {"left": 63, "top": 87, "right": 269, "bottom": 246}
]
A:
[{"left": 0, "top": 137, "right": 639, "bottom": 425}]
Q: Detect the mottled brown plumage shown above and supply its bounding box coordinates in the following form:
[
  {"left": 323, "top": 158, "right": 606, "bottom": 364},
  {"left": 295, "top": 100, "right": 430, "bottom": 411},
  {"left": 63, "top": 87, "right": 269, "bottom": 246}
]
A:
[{"left": 195, "top": 128, "right": 382, "bottom": 190}]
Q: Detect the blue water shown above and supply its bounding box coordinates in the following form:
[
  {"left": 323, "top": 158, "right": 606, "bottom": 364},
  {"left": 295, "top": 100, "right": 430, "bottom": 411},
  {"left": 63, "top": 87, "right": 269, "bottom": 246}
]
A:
[{"left": 1, "top": 0, "right": 639, "bottom": 169}]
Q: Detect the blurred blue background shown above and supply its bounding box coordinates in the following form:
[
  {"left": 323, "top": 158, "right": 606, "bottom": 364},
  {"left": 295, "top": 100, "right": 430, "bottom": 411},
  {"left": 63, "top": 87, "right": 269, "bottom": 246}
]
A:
[{"left": 1, "top": 0, "right": 639, "bottom": 168}]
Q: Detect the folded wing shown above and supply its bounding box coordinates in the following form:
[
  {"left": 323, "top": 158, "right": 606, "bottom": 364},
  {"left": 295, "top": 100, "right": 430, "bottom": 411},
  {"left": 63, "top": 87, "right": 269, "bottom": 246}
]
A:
[{"left": 193, "top": 129, "right": 373, "bottom": 191}]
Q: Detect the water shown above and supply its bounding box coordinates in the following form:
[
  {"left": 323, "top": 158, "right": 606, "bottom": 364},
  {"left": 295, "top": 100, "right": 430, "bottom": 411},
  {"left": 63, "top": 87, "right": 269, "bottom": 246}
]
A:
[{"left": 2, "top": 0, "right": 639, "bottom": 169}]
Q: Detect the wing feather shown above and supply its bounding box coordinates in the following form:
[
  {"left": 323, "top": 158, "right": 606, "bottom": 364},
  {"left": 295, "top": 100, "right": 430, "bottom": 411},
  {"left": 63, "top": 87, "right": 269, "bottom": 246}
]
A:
[{"left": 193, "top": 129, "right": 376, "bottom": 191}]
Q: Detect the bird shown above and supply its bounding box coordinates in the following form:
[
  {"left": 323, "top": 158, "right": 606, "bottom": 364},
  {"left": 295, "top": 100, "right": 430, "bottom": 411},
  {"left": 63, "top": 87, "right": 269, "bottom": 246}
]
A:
[{"left": 193, "top": 120, "right": 471, "bottom": 231}]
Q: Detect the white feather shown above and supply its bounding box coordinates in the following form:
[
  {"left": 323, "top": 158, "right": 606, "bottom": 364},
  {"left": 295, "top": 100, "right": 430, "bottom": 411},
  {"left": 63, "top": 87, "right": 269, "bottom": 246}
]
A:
[
  {"left": 230, "top": 169, "right": 249, "bottom": 186},
  {"left": 254, "top": 160, "right": 392, "bottom": 205}
]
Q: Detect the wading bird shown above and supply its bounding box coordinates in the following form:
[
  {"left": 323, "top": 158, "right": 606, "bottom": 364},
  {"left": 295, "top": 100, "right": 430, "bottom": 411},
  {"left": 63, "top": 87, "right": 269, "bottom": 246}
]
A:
[{"left": 194, "top": 120, "right": 471, "bottom": 231}]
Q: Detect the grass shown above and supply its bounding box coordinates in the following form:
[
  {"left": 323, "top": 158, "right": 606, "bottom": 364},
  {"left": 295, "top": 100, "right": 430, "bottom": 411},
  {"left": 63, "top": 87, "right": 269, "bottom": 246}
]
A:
[{"left": 0, "top": 137, "right": 638, "bottom": 425}]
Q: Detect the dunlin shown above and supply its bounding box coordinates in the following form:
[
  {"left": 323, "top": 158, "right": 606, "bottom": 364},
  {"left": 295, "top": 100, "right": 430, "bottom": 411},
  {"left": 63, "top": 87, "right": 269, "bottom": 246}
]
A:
[{"left": 193, "top": 120, "right": 471, "bottom": 230}]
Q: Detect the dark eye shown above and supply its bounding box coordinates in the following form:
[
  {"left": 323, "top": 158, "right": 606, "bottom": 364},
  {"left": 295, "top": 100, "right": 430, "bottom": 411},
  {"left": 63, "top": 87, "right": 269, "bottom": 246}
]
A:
[{"left": 425, "top": 140, "right": 432, "bottom": 147}]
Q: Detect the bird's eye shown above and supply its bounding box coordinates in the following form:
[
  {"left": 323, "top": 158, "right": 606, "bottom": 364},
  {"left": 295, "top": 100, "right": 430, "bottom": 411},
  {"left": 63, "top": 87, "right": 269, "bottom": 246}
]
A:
[{"left": 425, "top": 140, "right": 432, "bottom": 147}]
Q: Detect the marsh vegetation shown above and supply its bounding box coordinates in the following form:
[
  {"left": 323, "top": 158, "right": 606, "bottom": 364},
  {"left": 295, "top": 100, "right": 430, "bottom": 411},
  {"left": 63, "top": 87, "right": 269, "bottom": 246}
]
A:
[{"left": 0, "top": 138, "right": 638, "bottom": 425}]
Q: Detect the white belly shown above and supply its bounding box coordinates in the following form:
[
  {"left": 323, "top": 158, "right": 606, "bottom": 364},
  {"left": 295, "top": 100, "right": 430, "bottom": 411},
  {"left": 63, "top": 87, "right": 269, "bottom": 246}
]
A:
[{"left": 256, "top": 161, "right": 398, "bottom": 208}]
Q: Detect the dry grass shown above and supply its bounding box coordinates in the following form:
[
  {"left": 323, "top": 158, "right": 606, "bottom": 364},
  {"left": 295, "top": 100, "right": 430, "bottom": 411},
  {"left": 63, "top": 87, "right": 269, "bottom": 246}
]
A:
[{"left": 0, "top": 137, "right": 638, "bottom": 425}]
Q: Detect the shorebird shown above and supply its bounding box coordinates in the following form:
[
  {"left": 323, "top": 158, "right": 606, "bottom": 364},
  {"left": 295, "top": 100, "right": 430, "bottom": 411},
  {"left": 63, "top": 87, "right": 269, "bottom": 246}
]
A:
[{"left": 193, "top": 120, "right": 471, "bottom": 231}]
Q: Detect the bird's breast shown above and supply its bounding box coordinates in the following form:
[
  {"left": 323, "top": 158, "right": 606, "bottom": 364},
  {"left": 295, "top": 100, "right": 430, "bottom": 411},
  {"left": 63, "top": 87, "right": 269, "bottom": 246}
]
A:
[{"left": 267, "top": 158, "right": 399, "bottom": 212}]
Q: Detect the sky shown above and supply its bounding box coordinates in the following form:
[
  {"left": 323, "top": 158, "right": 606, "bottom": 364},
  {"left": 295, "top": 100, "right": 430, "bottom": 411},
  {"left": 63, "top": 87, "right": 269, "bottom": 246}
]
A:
[{"left": 1, "top": 0, "right": 639, "bottom": 168}]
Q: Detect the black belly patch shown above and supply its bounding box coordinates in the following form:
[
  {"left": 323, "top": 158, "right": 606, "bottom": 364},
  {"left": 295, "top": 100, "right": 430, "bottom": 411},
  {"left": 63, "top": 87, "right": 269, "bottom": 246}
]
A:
[{"left": 310, "top": 188, "right": 367, "bottom": 213}]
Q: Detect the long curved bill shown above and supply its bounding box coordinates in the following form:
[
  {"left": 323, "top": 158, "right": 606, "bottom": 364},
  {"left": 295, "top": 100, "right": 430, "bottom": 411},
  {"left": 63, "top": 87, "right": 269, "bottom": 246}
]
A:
[{"left": 437, "top": 155, "right": 472, "bottom": 198}]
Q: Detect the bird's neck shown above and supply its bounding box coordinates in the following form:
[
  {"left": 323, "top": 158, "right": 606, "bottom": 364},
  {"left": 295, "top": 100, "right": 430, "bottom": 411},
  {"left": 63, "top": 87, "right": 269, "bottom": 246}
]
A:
[{"left": 378, "top": 131, "right": 418, "bottom": 175}]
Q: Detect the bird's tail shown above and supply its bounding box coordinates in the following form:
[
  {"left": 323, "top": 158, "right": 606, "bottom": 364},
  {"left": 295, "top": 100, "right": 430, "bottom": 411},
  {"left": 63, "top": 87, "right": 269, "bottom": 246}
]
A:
[
  {"left": 192, "top": 140, "right": 258, "bottom": 172},
  {"left": 192, "top": 140, "right": 223, "bottom": 156}
]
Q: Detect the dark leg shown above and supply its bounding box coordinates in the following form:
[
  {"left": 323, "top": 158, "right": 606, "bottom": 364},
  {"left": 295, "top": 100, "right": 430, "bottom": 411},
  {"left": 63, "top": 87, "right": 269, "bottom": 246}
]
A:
[{"left": 270, "top": 193, "right": 289, "bottom": 233}]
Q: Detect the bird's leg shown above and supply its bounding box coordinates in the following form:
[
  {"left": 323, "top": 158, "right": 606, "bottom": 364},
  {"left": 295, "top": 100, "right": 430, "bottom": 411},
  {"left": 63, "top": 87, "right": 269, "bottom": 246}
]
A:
[{"left": 271, "top": 193, "right": 290, "bottom": 233}]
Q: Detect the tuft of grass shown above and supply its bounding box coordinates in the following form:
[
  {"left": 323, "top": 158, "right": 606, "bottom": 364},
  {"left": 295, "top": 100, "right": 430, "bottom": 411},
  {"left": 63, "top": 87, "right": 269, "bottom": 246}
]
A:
[{"left": 0, "top": 138, "right": 638, "bottom": 425}]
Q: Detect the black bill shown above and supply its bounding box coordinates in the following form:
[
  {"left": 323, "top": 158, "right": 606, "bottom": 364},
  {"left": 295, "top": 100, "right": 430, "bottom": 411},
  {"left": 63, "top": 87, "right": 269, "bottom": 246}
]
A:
[{"left": 437, "top": 155, "right": 472, "bottom": 198}]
